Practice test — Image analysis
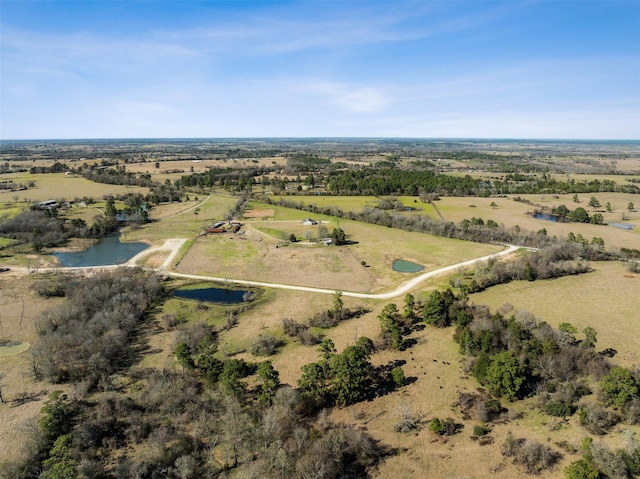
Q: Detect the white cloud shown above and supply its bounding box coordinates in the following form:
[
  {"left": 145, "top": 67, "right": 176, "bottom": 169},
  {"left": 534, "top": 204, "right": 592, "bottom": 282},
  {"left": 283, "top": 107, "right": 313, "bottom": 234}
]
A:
[{"left": 301, "top": 81, "right": 389, "bottom": 112}]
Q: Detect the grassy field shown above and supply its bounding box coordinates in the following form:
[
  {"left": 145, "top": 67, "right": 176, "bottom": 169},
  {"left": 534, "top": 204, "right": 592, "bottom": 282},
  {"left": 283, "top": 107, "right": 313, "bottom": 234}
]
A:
[
  {"left": 124, "top": 194, "right": 238, "bottom": 244},
  {"left": 267, "top": 193, "right": 639, "bottom": 250},
  {"left": 434, "top": 193, "right": 639, "bottom": 249},
  {"left": 176, "top": 200, "right": 502, "bottom": 294},
  {"left": 0, "top": 276, "right": 71, "bottom": 466},
  {"left": 0, "top": 172, "right": 149, "bottom": 204},
  {"left": 1, "top": 173, "right": 638, "bottom": 477},
  {"left": 470, "top": 261, "right": 640, "bottom": 367}
]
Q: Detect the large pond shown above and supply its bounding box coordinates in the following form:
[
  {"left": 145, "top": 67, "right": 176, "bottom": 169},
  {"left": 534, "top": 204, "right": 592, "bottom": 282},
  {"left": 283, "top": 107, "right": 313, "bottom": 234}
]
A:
[
  {"left": 174, "top": 287, "right": 250, "bottom": 304},
  {"left": 532, "top": 213, "right": 559, "bottom": 222},
  {"left": 54, "top": 234, "right": 149, "bottom": 267},
  {"left": 392, "top": 259, "right": 424, "bottom": 273}
]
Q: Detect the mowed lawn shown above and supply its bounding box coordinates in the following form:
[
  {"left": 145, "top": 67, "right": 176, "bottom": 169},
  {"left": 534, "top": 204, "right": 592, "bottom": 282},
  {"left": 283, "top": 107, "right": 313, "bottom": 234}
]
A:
[{"left": 470, "top": 261, "right": 640, "bottom": 367}]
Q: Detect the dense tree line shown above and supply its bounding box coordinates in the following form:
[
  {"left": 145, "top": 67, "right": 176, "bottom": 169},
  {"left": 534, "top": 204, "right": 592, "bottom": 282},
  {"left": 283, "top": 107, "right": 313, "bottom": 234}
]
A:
[
  {"left": 324, "top": 167, "right": 639, "bottom": 197},
  {"left": 80, "top": 166, "right": 153, "bottom": 188},
  {"left": 175, "top": 166, "right": 269, "bottom": 193},
  {"left": 267, "top": 196, "right": 621, "bottom": 256},
  {"left": 462, "top": 244, "right": 593, "bottom": 293}
]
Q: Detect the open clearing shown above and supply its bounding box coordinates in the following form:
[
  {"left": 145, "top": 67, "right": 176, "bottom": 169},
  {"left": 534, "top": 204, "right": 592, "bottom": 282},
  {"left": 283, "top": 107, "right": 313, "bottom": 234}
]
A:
[
  {"left": 0, "top": 276, "right": 70, "bottom": 466},
  {"left": 267, "top": 193, "right": 639, "bottom": 250},
  {"left": 470, "top": 261, "right": 640, "bottom": 367},
  {"left": 0, "top": 172, "right": 149, "bottom": 204},
  {"left": 177, "top": 204, "right": 501, "bottom": 294}
]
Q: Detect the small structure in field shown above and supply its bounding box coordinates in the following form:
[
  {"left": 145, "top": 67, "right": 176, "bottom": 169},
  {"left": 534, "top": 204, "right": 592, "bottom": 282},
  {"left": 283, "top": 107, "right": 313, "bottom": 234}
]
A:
[
  {"left": 37, "top": 200, "right": 58, "bottom": 210},
  {"left": 302, "top": 218, "right": 318, "bottom": 225}
]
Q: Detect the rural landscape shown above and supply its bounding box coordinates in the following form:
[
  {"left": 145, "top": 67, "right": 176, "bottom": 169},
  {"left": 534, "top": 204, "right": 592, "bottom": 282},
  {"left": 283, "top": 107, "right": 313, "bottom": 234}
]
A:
[{"left": 0, "top": 138, "right": 639, "bottom": 479}]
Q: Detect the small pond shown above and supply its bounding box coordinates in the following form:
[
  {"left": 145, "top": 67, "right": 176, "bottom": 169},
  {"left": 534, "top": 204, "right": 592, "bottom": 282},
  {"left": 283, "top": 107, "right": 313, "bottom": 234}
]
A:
[
  {"left": 533, "top": 213, "right": 559, "bottom": 222},
  {"left": 392, "top": 259, "right": 424, "bottom": 273},
  {"left": 174, "top": 287, "right": 250, "bottom": 304},
  {"left": 608, "top": 222, "right": 634, "bottom": 230},
  {"left": 54, "top": 234, "right": 149, "bottom": 267}
]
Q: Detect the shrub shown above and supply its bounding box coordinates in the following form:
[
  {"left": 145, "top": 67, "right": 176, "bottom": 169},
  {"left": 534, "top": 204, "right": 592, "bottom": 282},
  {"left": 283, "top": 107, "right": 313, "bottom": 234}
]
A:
[
  {"left": 564, "top": 458, "right": 600, "bottom": 479},
  {"left": 391, "top": 366, "right": 405, "bottom": 387},
  {"left": 578, "top": 404, "right": 620, "bottom": 435},
  {"left": 473, "top": 424, "right": 490, "bottom": 437},
  {"left": 250, "top": 333, "right": 284, "bottom": 357},
  {"left": 429, "top": 417, "right": 459, "bottom": 436},
  {"left": 34, "top": 276, "right": 68, "bottom": 298},
  {"left": 502, "top": 432, "right": 561, "bottom": 475},
  {"left": 429, "top": 418, "right": 446, "bottom": 435},
  {"left": 600, "top": 367, "right": 639, "bottom": 409},
  {"left": 544, "top": 399, "right": 577, "bottom": 418},
  {"left": 282, "top": 318, "right": 322, "bottom": 345}
]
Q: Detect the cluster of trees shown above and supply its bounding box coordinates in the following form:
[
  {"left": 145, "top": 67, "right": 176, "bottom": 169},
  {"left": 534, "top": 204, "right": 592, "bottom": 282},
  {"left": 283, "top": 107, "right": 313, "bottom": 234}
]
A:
[
  {"left": 30, "top": 268, "right": 164, "bottom": 385},
  {"left": 564, "top": 436, "right": 640, "bottom": 479},
  {"left": 286, "top": 154, "right": 332, "bottom": 172},
  {"left": 80, "top": 166, "right": 153, "bottom": 188},
  {"left": 175, "top": 166, "right": 268, "bottom": 193},
  {"left": 463, "top": 244, "right": 593, "bottom": 293},
  {"left": 297, "top": 337, "right": 404, "bottom": 409},
  {"left": 419, "top": 286, "right": 640, "bottom": 432},
  {"left": 305, "top": 291, "right": 368, "bottom": 328},
  {"left": 550, "top": 204, "right": 605, "bottom": 224},
  {"left": 415, "top": 288, "right": 640, "bottom": 478},
  {"left": 29, "top": 161, "right": 69, "bottom": 174},
  {"left": 7, "top": 273, "right": 389, "bottom": 479},
  {"left": 377, "top": 296, "right": 419, "bottom": 350},
  {"left": 10, "top": 369, "right": 385, "bottom": 479},
  {"left": 0, "top": 209, "right": 73, "bottom": 251}
]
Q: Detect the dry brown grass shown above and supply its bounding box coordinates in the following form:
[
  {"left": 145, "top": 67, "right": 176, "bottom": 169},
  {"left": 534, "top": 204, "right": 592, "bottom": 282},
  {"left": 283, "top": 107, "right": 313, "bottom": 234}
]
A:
[
  {"left": 471, "top": 261, "right": 640, "bottom": 367},
  {"left": 0, "top": 276, "right": 70, "bottom": 466},
  {"left": 243, "top": 208, "right": 275, "bottom": 219},
  {"left": 435, "top": 193, "right": 639, "bottom": 249}
]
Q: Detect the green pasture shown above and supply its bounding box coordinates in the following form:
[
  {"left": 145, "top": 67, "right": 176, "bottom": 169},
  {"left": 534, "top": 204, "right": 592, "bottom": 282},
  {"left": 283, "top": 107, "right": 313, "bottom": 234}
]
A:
[
  {"left": 0, "top": 203, "right": 25, "bottom": 219},
  {"left": 125, "top": 195, "right": 238, "bottom": 243},
  {"left": 250, "top": 202, "right": 501, "bottom": 279},
  {"left": 0, "top": 237, "right": 15, "bottom": 249},
  {"left": 270, "top": 195, "right": 435, "bottom": 216},
  {"left": 271, "top": 195, "right": 379, "bottom": 212},
  {"left": 253, "top": 200, "right": 502, "bottom": 266},
  {"left": 0, "top": 172, "right": 149, "bottom": 203}
]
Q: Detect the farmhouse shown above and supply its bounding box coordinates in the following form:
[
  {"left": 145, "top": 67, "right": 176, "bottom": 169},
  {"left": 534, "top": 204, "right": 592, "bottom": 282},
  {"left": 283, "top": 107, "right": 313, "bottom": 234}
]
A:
[{"left": 301, "top": 217, "right": 318, "bottom": 225}]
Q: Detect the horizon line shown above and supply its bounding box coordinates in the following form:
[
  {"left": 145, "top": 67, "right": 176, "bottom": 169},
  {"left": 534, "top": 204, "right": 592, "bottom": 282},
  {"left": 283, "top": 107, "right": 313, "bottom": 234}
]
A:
[{"left": 1, "top": 136, "right": 639, "bottom": 143}]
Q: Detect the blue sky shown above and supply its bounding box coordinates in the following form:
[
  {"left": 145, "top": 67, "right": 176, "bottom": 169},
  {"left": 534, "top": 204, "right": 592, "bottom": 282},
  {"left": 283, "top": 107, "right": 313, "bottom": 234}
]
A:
[{"left": 1, "top": 1, "right": 638, "bottom": 140}]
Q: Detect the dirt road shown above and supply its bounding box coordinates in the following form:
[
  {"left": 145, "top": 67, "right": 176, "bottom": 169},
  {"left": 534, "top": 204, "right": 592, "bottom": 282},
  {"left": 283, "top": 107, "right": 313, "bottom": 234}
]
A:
[{"left": 0, "top": 240, "right": 519, "bottom": 299}]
